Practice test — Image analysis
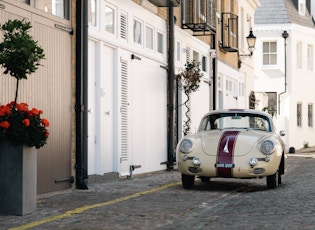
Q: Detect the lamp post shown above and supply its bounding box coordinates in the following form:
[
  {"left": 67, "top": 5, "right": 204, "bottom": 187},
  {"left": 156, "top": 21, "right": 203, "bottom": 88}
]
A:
[{"left": 278, "top": 30, "right": 289, "bottom": 115}]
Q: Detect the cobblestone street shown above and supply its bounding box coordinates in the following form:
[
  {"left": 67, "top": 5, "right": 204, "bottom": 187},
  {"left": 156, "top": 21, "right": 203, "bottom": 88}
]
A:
[{"left": 0, "top": 149, "right": 314, "bottom": 230}]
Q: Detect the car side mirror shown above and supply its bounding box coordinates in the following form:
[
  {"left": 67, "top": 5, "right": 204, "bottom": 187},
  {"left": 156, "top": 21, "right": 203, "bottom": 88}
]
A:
[{"left": 280, "top": 130, "right": 286, "bottom": 136}]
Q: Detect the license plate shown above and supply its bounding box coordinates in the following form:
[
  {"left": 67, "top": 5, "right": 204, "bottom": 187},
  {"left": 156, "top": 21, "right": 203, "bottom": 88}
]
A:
[{"left": 215, "top": 163, "right": 235, "bottom": 168}]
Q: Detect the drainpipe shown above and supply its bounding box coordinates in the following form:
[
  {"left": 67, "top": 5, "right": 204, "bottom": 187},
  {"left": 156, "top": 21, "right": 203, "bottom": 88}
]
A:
[
  {"left": 278, "top": 30, "right": 289, "bottom": 115},
  {"left": 212, "top": 35, "right": 216, "bottom": 110},
  {"left": 75, "top": 0, "right": 88, "bottom": 189},
  {"left": 167, "top": 6, "right": 175, "bottom": 170}
]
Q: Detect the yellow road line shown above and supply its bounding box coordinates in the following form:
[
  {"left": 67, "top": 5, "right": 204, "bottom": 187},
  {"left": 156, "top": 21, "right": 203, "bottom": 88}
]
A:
[{"left": 10, "top": 181, "right": 181, "bottom": 230}]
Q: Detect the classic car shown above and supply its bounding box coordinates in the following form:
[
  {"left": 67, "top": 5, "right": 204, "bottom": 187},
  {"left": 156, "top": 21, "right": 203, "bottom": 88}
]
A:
[{"left": 176, "top": 109, "right": 286, "bottom": 189}]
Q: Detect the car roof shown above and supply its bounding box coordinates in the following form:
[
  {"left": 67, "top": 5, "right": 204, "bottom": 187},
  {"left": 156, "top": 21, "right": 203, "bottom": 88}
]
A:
[{"left": 202, "top": 109, "right": 272, "bottom": 119}]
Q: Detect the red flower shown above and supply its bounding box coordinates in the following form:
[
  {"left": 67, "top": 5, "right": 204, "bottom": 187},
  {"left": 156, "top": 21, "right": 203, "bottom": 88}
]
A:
[
  {"left": 22, "top": 118, "right": 30, "bottom": 127},
  {"left": 28, "top": 108, "right": 40, "bottom": 116},
  {"left": 0, "top": 102, "right": 49, "bottom": 149},
  {"left": 41, "top": 118, "right": 50, "bottom": 127},
  {"left": 0, "top": 121, "right": 10, "bottom": 129},
  {"left": 0, "top": 105, "right": 11, "bottom": 116},
  {"left": 16, "top": 102, "right": 28, "bottom": 112}
]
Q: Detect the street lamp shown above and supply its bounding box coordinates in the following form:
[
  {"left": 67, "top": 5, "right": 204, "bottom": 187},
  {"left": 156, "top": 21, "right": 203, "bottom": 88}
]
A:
[
  {"left": 246, "top": 28, "right": 256, "bottom": 55},
  {"left": 240, "top": 28, "right": 257, "bottom": 58}
]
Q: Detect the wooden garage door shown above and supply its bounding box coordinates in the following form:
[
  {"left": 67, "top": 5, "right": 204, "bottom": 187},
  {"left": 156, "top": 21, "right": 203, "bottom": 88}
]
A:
[{"left": 0, "top": 1, "right": 72, "bottom": 194}]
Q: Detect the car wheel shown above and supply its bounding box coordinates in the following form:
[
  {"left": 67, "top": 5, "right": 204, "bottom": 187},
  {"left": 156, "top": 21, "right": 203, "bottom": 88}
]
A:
[
  {"left": 200, "top": 176, "right": 210, "bottom": 183},
  {"left": 182, "top": 174, "right": 195, "bottom": 189},
  {"left": 266, "top": 170, "right": 279, "bottom": 189}
]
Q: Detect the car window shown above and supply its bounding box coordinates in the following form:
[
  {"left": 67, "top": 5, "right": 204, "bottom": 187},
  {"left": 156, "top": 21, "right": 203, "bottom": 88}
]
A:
[{"left": 198, "top": 113, "right": 272, "bottom": 132}]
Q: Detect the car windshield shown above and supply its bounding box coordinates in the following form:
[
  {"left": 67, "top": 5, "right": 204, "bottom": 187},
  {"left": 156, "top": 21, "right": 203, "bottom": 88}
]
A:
[{"left": 198, "top": 112, "right": 272, "bottom": 132}]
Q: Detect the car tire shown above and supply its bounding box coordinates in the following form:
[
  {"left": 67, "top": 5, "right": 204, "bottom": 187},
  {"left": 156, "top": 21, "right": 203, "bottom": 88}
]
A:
[
  {"left": 266, "top": 170, "right": 279, "bottom": 189},
  {"left": 182, "top": 174, "right": 195, "bottom": 189},
  {"left": 200, "top": 176, "right": 210, "bottom": 183},
  {"left": 278, "top": 173, "right": 282, "bottom": 185}
]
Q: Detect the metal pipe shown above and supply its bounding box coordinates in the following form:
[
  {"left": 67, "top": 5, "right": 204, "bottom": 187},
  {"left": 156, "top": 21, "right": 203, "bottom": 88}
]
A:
[
  {"left": 167, "top": 6, "right": 175, "bottom": 170},
  {"left": 212, "top": 35, "right": 216, "bottom": 110},
  {"left": 278, "top": 30, "right": 289, "bottom": 115},
  {"left": 75, "top": 0, "right": 88, "bottom": 189}
]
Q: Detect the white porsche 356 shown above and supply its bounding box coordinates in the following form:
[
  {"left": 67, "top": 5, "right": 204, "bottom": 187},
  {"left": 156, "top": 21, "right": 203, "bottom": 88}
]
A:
[{"left": 176, "top": 109, "right": 286, "bottom": 189}]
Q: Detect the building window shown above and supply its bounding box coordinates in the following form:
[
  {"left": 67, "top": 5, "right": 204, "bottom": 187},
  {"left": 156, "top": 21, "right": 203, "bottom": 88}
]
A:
[
  {"left": 307, "top": 44, "right": 313, "bottom": 71},
  {"left": 238, "top": 82, "right": 245, "bottom": 97},
  {"left": 308, "top": 104, "right": 313, "bottom": 127},
  {"left": 176, "top": 41, "right": 181, "bottom": 62},
  {"left": 133, "top": 19, "right": 142, "bottom": 45},
  {"left": 297, "top": 42, "right": 303, "bottom": 69},
  {"left": 297, "top": 103, "right": 302, "bottom": 127},
  {"left": 157, "top": 32, "right": 164, "bottom": 54},
  {"left": 263, "top": 42, "right": 277, "bottom": 65},
  {"left": 88, "top": 0, "right": 96, "bottom": 26},
  {"left": 34, "top": 0, "right": 70, "bottom": 19},
  {"left": 105, "top": 6, "right": 115, "bottom": 34},
  {"left": 145, "top": 26, "right": 153, "bottom": 50},
  {"left": 225, "top": 79, "right": 234, "bottom": 93},
  {"left": 193, "top": 50, "right": 199, "bottom": 62},
  {"left": 202, "top": 56, "right": 207, "bottom": 72},
  {"left": 218, "top": 75, "right": 222, "bottom": 89}
]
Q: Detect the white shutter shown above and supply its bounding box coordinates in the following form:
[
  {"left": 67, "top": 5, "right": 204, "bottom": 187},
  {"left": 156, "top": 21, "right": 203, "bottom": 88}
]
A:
[
  {"left": 120, "top": 60, "right": 128, "bottom": 163},
  {"left": 120, "top": 12, "right": 127, "bottom": 40}
]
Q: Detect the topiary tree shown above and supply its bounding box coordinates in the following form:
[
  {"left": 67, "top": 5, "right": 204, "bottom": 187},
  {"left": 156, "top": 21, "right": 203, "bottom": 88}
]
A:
[
  {"left": 176, "top": 60, "right": 203, "bottom": 136},
  {"left": 0, "top": 19, "right": 45, "bottom": 106}
]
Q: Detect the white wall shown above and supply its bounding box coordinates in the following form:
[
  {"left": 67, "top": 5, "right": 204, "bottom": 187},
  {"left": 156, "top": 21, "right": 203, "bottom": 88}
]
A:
[
  {"left": 254, "top": 23, "right": 315, "bottom": 150},
  {"left": 88, "top": 0, "right": 169, "bottom": 177}
]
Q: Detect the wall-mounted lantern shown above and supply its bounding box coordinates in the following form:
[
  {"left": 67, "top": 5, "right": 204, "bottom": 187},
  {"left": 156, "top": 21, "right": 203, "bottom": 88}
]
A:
[{"left": 239, "top": 28, "right": 257, "bottom": 58}]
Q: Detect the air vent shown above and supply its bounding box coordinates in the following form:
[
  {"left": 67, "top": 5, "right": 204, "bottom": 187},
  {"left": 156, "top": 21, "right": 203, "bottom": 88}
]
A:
[{"left": 120, "top": 13, "right": 127, "bottom": 40}]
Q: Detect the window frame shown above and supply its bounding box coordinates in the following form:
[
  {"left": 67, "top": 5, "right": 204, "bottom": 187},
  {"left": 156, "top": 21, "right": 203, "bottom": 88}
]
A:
[
  {"left": 308, "top": 104, "right": 313, "bottom": 127},
  {"left": 297, "top": 41, "right": 303, "bottom": 69},
  {"left": 145, "top": 25, "right": 154, "bottom": 50},
  {"left": 262, "top": 41, "right": 277, "bottom": 66},
  {"left": 105, "top": 4, "right": 115, "bottom": 34},
  {"left": 31, "top": 0, "right": 71, "bottom": 20},
  {"left": 307, "top": 44, "right": 313, "bottom": 71},
  {"left": 297, "top": 103, "right": 302, "bottom": 127},
  {"left": 133, "top": 18, "right": 143, "bottom": 45},
  {"left": 156, "top": 31, "right": 165, "bottom": 54}
]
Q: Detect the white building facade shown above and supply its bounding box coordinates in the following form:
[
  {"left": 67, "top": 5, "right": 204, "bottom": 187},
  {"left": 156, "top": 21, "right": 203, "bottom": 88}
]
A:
[
  {"left": 254, "top": 0, "right": 315, "bottom": 150},
  {"left": 87, "top": 0, "right": 214, "bottom": 178}
]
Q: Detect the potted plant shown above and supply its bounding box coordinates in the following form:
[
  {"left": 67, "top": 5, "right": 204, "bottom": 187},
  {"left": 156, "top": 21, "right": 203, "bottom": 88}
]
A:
[
  {"left": 176, "top": 60, "right": 203, "bottom": 136},
  {"left": 0, "top": 19, "right": 47, "bottom": 215}
]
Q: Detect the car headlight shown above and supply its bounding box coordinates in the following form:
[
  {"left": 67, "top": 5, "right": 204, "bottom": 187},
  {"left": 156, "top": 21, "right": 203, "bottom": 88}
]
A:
[
  {"left": 179, "top": 138, "right": 194, "bottom": 153},
  {"left": 260, "top": 140, "right": 275, "bottom": 155}
]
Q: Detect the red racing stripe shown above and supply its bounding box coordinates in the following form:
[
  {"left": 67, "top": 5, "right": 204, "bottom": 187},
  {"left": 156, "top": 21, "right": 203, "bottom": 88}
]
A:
[{"left": 216, "top": 131, "right": 240, "bottom": 177}]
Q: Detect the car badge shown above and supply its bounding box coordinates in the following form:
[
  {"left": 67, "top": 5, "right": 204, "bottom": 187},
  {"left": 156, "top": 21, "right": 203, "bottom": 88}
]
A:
[{"left": 223, "top": 137, "right": 229, "bottom": 153}]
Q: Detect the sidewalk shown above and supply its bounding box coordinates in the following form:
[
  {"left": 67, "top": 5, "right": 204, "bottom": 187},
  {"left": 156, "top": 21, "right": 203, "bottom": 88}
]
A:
[
  {"left": 290, "top": 146, "right": 315, "bottom": 158},
  {"left": 0, "top": 170, "right": 182, "bottom": 230}
]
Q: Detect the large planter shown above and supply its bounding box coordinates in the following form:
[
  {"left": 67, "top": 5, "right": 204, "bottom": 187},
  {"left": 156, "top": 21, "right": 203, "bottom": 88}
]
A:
[{"left": 0, "top": 140, "right": 37, "bottom": 216}]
